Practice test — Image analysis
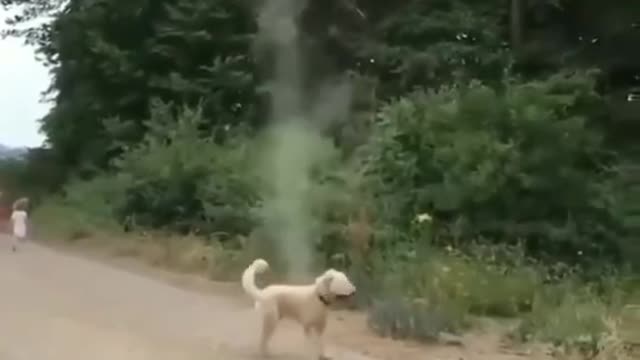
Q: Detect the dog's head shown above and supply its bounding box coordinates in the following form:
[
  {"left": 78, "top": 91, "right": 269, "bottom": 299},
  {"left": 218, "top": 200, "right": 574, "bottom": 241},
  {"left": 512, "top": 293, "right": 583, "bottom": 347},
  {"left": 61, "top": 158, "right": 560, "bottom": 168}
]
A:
[{"left": 315, "top": 269, "right": 356, "bottom": 301}]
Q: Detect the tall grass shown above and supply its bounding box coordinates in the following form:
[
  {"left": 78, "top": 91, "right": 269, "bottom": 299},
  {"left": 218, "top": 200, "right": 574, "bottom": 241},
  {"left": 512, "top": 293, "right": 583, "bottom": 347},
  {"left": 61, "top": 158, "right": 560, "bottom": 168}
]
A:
[{"left": 365, "top": 242, "right": 636, "bottom": 356}]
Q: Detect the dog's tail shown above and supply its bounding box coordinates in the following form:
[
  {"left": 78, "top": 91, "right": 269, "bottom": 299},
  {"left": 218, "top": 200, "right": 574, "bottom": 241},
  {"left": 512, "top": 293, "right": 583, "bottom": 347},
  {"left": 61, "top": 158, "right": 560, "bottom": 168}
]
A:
[{"left": 241, "top": 258, "right": 269, "bottom": 302}]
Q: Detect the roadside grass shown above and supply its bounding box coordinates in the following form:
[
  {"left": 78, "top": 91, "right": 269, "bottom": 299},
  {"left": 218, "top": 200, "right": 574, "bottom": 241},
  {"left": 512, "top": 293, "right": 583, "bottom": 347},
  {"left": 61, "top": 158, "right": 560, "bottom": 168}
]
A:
[{"left": 31, "top": 200, "right": 638, "bottom": 358}]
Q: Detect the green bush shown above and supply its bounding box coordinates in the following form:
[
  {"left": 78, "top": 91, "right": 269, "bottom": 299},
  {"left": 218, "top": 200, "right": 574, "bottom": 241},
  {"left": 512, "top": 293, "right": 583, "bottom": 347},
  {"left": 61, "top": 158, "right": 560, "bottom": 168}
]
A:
[
  {"left": 32, "top": 101, "right": 258, "bottom": 240},
  {"left": 110, "top": 101, "right": 258, "bottom": 236},
  {"left": 32, "top": 100, "right": 363, "bottom": 260},
  {"left": 32, "top": 194, "right": 121, "bottom": 241},
  {"left": 360, "top": 71, "right": 624, "bottom": 264}
]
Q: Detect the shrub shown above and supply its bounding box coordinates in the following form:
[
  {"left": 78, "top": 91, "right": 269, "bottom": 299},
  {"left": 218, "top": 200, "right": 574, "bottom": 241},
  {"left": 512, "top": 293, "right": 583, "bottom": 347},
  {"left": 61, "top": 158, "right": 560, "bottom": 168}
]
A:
[
  {"left": 367, "top": 297, "right": 463, "bottom": 343},
  {"left": 31, "top": 198, "right": 117, "bottom": 241},
  {"left": 110, "top": 100, "right": 257, "bottom": 236},
  {"left": 360, "top": 71, "right": 624, "bottom": 265},
  {"left": 31, "top": 175, "right": 126, "bottom": 241},
  {"left": 365, "top": 237, "right": 547, "bottom": 343},
  {"left": 512, "top": 274, "right": 639, "bottom": 356},
  {"left": 32, "top": 101, "right": 259, "bottom": 242}
]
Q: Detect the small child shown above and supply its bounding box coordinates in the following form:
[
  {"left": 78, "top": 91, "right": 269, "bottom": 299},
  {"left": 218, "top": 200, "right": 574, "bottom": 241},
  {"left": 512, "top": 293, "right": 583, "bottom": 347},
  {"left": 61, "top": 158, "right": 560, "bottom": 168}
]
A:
[{"left": 10, "top": 198, "right": 29, "bottom": 252}]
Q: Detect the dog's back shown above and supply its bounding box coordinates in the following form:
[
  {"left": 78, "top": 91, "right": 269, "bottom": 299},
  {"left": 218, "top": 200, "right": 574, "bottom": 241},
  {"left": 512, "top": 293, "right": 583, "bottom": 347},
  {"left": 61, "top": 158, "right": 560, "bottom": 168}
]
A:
[{"left": 261, "top": 284, "right": 326, "bottom": 323}]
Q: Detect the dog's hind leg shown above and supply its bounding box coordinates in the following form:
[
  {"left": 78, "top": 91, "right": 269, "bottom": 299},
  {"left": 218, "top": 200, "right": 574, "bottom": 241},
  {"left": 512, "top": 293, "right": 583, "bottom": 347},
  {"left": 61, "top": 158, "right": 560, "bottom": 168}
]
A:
[{"left": 259, "top": 312, "right": 278, "bottom": 357}]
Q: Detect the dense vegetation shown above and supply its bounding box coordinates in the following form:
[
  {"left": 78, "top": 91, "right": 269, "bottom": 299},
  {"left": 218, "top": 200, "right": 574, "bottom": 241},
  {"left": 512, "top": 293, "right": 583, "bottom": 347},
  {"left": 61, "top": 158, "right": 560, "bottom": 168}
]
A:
[{"left": 1, "top": 0, "right": 639, "bottom": 355}]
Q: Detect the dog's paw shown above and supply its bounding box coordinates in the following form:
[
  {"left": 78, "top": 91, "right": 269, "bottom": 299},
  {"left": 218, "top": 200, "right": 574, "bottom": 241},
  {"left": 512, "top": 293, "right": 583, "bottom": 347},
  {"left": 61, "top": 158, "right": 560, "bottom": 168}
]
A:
[
  {"left": 259, "top": 347, "right": 274, "bottom": 359},
  {"left": 318, "top": 355, "right": 331, "bottom": 360}
]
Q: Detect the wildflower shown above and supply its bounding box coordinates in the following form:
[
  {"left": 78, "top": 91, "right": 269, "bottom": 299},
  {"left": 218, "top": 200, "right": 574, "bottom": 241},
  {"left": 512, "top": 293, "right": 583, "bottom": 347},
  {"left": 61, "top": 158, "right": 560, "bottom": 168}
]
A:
[{"left": 415, "top": 212, "right": 432, "bottom": 223}]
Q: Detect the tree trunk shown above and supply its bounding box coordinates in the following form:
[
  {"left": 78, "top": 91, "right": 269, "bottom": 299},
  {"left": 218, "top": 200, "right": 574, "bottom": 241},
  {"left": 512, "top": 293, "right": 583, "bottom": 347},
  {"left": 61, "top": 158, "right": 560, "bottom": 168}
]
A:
[{"left": 510, "top": 0, "right": 525, "bottom": 52}]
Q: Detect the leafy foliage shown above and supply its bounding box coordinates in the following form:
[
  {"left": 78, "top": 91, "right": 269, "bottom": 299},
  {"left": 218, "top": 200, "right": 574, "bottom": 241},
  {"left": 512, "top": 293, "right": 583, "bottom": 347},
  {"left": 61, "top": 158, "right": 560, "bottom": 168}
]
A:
[
  {"left": 110, "top": 101, "right": 257, "bottom": 235},
  {"left": 350, "top": 0, "right": 510, "bottom": 98},
  {"left": 0, "top": 0, "right": 636, "bottom": 269},
  {"left": 4, "top": 0, "right": 257, "bottom": 179},
  {"left": 361, "top": 71, "right": 624, "bottom": 265},
  {"left": 0, "top": 147, "right": 64, "bottom": 205},
  {"left": 47, "top": 101, "right": 258, "bottom": 238}
]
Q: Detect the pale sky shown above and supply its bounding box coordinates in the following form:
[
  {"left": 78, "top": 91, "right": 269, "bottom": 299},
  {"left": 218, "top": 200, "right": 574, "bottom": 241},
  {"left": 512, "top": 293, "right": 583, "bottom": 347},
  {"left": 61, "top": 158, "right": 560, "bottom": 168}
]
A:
[{"left": 0, "top": 9, "right": 51, "bottom": 148}]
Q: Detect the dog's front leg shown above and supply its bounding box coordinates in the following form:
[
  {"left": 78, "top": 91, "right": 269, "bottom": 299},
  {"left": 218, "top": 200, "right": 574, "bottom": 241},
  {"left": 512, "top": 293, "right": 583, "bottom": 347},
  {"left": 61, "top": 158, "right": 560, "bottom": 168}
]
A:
[{"left": 306, "top": 327, "right": 330, "bottom": 360}]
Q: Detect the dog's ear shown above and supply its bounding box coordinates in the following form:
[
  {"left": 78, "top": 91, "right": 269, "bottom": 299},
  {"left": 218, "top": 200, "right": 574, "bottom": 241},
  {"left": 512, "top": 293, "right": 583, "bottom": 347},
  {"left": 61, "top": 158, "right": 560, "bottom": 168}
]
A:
[{"left": 318, "top": 270, "right": 335, "bottom": 293}]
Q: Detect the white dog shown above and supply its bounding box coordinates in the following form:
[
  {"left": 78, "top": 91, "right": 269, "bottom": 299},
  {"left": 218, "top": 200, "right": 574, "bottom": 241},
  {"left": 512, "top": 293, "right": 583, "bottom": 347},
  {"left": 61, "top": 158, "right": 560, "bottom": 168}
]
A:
[{"left": 241, "top": 258, "right": 356, "bottom": 359}]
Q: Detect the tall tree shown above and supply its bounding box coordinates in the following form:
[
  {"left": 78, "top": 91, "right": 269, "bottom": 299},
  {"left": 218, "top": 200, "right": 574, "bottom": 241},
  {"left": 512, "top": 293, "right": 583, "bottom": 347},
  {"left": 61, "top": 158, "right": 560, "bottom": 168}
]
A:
[{"left": 4, "top": 0, "right": 258, "bottom": 177}]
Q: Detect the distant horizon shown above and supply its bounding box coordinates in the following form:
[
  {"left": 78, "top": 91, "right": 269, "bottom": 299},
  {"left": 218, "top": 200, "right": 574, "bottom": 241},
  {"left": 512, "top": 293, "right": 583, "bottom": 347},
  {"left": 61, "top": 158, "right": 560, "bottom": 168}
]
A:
[
  {"left": 0, "top": 8, "right": 51, "bottom": 148},
  {"left": 0, "top": 143, "right": 33, "bottom": 149}
]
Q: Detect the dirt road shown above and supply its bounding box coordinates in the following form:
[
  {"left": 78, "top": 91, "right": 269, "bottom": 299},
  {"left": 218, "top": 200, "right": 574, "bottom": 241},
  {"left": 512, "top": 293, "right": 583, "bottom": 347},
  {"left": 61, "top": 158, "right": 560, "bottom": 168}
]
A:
[
  {"left": 0, "top": 240, "right": 375, "bottom": 360},
  {"left": 0, "top": 238, "right": 555, "bottom": 360}
]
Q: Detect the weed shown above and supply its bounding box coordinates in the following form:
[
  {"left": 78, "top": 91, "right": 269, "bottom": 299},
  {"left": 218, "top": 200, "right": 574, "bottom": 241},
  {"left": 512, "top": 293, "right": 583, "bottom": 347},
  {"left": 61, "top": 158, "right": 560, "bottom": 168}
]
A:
[
  {"left": 367, "top": 297, "right": 463, "bottom": 343},
  {"left": 514, "top": 284, "right": 610, "bottom": 354}
]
